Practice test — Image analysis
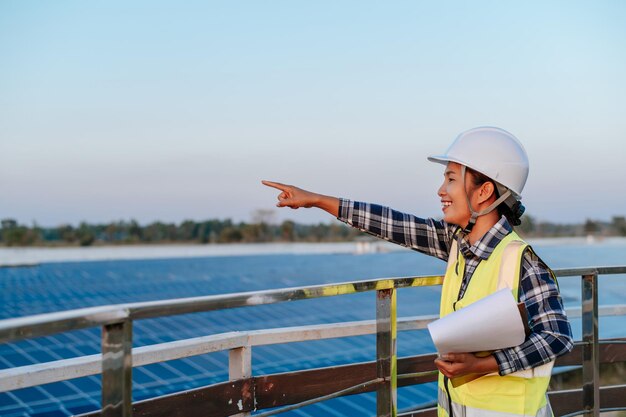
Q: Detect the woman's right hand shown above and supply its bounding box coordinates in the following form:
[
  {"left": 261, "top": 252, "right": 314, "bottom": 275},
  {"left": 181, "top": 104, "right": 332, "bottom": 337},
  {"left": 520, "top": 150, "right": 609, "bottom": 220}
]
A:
[
  {"left": 261, "top": 180, "right": 319, "bottom": 209},
  {"left": 261, "top": 180, "right": 340, "bottom": 216}
]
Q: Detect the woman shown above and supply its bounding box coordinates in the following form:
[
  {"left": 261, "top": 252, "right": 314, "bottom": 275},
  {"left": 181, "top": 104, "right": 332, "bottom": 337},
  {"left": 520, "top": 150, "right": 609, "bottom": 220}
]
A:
[{"left": 263, "top": 127, "right": 573, "bottom": 417}]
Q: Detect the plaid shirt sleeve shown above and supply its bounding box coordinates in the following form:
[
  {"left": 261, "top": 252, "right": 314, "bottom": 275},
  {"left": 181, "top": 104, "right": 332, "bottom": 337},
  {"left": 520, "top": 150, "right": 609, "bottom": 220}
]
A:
[
  {"left": 493, "top": 249, "right": 574, "bottom": 375},
  {"left": 337, "top": 198, "right": 454, "bottom": 261}
]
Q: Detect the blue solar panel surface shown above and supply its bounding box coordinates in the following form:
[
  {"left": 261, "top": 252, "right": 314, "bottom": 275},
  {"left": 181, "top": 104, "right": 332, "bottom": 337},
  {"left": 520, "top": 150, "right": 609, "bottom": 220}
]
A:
[{"left": 1, "top": 251, "right": 447, "bottom": 416}]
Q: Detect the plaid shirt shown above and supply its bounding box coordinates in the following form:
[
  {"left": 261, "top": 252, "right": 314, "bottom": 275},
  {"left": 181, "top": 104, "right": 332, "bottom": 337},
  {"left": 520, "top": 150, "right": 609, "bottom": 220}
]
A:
[{"left": 338, "top": 199, "right": 573, "bottom": 375}]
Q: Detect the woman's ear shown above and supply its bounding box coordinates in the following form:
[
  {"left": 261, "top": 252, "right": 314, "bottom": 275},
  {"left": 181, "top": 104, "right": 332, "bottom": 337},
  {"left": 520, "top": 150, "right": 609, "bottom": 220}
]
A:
[{"left": 479, "top": 182, "right": 496, "bottom": 203}]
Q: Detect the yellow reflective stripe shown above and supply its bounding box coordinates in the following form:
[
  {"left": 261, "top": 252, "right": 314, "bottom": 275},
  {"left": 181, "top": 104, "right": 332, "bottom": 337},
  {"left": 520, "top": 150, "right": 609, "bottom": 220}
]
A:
[
  {"left": 446, "top": 238, "right": 458, "bottom": 274},
  {"left": 496, "top": 240, "right": 525, "bottom": 295}
]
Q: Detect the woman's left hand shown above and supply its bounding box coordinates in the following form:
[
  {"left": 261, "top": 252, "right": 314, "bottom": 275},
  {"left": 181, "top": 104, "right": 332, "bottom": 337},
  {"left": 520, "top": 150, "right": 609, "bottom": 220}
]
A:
[{"left": 434, "top": 352, "right": 499, "bottom": 378}]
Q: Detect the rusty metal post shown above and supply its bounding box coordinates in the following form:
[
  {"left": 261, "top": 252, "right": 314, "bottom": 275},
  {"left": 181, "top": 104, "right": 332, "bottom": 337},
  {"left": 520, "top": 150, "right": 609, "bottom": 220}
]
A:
[
  {"left": 582, "top": 273, "right": 599, "bottom": 417},
  {"left": 229, "top": 346, "right": 252, "bottom": 416},
  {"left": 102, "top": 320, "right": 133, "bottom": 417},
  {"left": 376, "top": 288, "right": 397, "bottom": 417}
]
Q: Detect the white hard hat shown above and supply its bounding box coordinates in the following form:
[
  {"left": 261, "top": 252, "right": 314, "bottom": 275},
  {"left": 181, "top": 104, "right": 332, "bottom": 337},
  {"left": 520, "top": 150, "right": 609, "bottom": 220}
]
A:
[{"left": 427, "top": 127, "right": 529, "bottom": 197}]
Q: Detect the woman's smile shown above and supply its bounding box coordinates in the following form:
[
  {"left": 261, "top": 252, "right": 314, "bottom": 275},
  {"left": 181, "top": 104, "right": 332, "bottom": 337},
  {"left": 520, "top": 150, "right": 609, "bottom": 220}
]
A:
[{"left": 437, "top": 162, "right": 472, "bottom": 225}]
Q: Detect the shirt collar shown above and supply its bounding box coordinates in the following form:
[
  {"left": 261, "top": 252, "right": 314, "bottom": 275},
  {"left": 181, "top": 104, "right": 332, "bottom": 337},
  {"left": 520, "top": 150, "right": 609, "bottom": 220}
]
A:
[{"left": 459, "top": 216, "right": 513, "bottom": 261}]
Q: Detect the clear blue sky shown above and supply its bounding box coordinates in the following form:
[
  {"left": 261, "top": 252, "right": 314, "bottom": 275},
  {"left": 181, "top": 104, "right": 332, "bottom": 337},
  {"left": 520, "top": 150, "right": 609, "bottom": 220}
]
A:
[{"left": 1, "top": 1, "right": 625, "bottom": 226}]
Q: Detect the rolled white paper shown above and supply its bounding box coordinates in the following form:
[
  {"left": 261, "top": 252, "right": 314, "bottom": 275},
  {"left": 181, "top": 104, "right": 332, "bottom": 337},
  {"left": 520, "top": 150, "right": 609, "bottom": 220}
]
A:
[{"left": 427, "top": 288, "right": 526, "bottom": 354}]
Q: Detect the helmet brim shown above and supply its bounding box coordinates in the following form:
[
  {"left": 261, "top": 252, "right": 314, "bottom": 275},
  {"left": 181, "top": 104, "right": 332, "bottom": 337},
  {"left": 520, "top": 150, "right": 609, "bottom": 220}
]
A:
[
  {"left": 427, "top": 154, "right": 522, "bottom": 200},
  {"left": 427, "top": 155, "right": 452, "bottom": 166},
  {"left": 427, "top": 155, "right": 483, "bottom": 173}
]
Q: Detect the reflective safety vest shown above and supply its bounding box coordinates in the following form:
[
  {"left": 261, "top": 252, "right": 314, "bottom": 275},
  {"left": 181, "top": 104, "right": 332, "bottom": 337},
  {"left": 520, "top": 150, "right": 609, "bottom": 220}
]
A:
[{"left": 437, "top": 231, "right": 555, "bottom": 417}]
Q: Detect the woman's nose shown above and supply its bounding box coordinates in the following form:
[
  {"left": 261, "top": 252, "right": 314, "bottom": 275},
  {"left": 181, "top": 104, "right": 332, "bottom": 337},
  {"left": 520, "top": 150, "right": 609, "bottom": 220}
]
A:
[{"left": 437, "top": 182, "right": 445, "bottom": 197}]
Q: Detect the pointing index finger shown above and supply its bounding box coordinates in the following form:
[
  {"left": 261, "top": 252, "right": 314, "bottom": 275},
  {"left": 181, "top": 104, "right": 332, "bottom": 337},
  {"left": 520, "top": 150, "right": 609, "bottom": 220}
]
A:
[{"left": 262, "top": 180, "right": 289, "bottom": 191}]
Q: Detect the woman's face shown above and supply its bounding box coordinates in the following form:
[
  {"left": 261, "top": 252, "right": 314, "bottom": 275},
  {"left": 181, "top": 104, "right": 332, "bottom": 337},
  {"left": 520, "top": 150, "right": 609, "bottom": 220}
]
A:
[{"left": 437, "top": 162, "right": 473, "bottom": 226}]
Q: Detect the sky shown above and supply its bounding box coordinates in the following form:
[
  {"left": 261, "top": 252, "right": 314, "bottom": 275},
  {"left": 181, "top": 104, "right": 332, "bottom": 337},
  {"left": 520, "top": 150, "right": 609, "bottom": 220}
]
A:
[{"left": 1, "top": 1, "right": 625, "bottom": 227}]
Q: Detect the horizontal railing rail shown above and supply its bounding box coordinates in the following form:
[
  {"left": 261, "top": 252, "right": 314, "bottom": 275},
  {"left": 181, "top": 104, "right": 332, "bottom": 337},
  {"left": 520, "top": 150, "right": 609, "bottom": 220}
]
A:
[
  {"left": 0, "top": 275, "right": 444, "bottom": 343},
  {"left": 1, "top": 265, "right": 625, "bottom": 417}
]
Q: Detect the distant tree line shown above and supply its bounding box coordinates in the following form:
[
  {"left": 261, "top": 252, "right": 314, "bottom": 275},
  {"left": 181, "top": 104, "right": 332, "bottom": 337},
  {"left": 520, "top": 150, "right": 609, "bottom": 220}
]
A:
[
  {"left": 516, "top": 215, "right": 626, "bottom": 238},
  {"left": 1, "top": 214, "right": 625, "bottom": 247},
  {"left": 0, "top": 217, "right": 361, "bottom": 247}
]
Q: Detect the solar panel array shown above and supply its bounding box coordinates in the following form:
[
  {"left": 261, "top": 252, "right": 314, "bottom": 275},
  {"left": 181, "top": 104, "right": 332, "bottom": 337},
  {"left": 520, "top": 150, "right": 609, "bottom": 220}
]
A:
[{"left": 1, "top": 251, "right": 446, "bottom": 416}]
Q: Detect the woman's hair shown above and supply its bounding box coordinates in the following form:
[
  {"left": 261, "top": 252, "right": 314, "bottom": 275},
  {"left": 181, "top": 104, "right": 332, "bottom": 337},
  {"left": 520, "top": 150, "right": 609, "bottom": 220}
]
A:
[{"left": 467, "top": 168, "right": 525, "bottom": 226}]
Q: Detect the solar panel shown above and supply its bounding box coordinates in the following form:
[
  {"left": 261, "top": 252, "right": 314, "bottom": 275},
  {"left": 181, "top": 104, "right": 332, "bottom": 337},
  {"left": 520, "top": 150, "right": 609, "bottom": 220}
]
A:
[{"left": 0, "top": 252, "right": 445, "bottom": 416}]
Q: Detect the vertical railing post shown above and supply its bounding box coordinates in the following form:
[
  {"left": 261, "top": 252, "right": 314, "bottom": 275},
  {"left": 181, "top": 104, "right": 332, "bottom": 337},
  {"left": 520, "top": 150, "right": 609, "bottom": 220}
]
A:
[
  {"left": 376, "top": 288, "right": 397, "bottom": 417},
  {"left": 229, "top": 346, "right": 252, "bottom": 416},
  {"left": 102, "top": 320, "right": 133, "bottom": 417},
  {"left": 581, "top": 273, "right": 599, "bottom": 417}
]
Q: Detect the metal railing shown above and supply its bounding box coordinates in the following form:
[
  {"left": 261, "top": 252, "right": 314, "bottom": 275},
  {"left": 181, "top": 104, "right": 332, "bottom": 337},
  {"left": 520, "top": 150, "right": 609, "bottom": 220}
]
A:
[{"left": 1, "top": 266, "right": 625, "bottom": 417}]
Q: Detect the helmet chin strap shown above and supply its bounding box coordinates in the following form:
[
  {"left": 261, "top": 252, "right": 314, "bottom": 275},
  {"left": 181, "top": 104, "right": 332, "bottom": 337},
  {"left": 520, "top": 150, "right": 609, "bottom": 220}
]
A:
[{"left": 460, "top": 165, "right": 512, "bottom": 235}]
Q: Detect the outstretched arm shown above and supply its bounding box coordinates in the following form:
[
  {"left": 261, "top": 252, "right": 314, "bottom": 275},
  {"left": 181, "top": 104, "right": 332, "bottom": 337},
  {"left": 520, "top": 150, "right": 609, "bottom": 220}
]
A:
[
  {"left": 262, "top": 180, "right": 454, "bottom": 260},
  {"left": 262, "top": 180, "right": 340, "bottom": 217},
  {"left": 338, "top": 200, "right": 454, "bottom": 261}
]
